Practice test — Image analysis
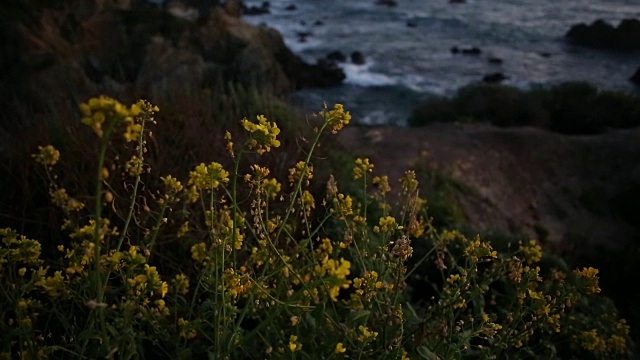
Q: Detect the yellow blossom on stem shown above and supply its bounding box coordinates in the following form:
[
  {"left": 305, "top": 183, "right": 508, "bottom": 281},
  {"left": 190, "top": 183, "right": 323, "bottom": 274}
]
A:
[
  {"left": 240, "top": 115, "right": 281, "bottom": 154},
  {"left": 353, "top": 158, "right": 374, "bottom": 180},
  {"left": 32, "top": 145, "right": 60, "bottom": 166},
  {"left": 319, "top": 103, "right": 351, "bottom": 134},
  {"left": 574, "top": 267, "right": 601, "bottom": 294},
  {"left": 288, "top": 335, "right": 302, "bottom": 352},
  {"left": 188, "top": 162, "right": 229, "bottom": 191}
]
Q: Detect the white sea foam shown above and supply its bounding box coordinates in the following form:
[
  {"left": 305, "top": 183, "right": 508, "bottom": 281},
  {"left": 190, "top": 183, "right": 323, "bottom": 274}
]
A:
[{"left": 342, "top": 63, "right": 398, "bottom": 87}]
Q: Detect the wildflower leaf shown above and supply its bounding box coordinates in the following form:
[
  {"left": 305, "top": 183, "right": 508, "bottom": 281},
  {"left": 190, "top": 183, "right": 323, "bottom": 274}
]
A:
[
  {"left": 405, "top": 301, "right": 424, "bottom": 322},
  {"left": 417, "top": 346, "right": 440, "bottom": 360},
  {"left": 305, "top": 310, "right": 317, "bottom": 329},
  {"left": 348, "top": 310, "right": 371, "bottom": 323}
]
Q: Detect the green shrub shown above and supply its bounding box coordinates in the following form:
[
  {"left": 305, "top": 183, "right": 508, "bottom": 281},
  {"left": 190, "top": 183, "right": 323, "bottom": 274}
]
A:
[
  {"left": 408, "top": 82, "right": 640, "bottom": 134},
  {"left": 0, "top": 97, "right": 634, "bottom": 359}
]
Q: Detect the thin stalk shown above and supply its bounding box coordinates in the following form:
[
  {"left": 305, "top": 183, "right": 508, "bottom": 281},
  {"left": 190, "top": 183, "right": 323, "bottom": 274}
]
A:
[{"left": 115, "top": 116, "right": 146, "bottom": 253}]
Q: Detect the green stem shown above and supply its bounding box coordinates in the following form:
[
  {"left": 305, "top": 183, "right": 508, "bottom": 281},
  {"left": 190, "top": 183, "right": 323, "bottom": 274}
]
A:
[
  {"left": 115, "top": 124, "right": 146, "bottom": 253},
  {"left": 274, "top": 122, "right": 328, "bottom": 245},
  {"left": 146, "top": 201, "right": 169, "bottom": 253}
]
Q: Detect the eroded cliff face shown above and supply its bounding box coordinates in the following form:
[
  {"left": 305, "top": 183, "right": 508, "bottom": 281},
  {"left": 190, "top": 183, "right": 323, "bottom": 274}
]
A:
[
  {"left": 0, "top": 0, "right": 344, "bottom": 125},
  {"left": 338, "top": 123, "right": 640, "bottom": 252}
]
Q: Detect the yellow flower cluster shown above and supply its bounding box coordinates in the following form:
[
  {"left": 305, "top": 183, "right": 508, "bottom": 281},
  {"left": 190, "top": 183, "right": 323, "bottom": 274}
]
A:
[
  {"left": 348, "top": 271, "right": 385, "bottom": 308},
  {"left": 353, "top": 158, "right": 374, "bottom": 180},
  {"left": 372, "top": 175, "right": 391, "bottom": 196},
  {"left": 574, "top": 266, "right": 601, "bottom": 294},
  {"left": 173, "top": 273, "right": 190, "bottom": 295},
  {"left": 50, "top": 188, "right": 85, "bottom": 212},
  {"left": 463, "top": 236, "right": 497, "bottom": 263},
  {"left": 126, "top": 264, "right": 168, "bottom": 298},
  {"left": 315, "top": 257, "right": 351, "bottom": 301},
  {"left": 519, "top": 239, "right": 543, "bottom": 264},
  {"left": 240, "top": 115, "right": 281, "bottom": 154},
  {"left": 319, "top": 103, "right": 351, "bottom": 134},
  {"left": 261, "top": 178, "right": 281, "bottom": 199},
  {"left": 189, "top": 162, "right": 229, "bottom": 191},
  {"left": 191, "top": 242, "right": 208, "bottom": 263},
  {"left": 332, "top": 193, "right": 353, "bottom": 220},
  {"left": 1, "top": 228, "right": 42, "bottom": 266},
  {"left": 32, "top": 145, "right": 60, "bottom": 166},
  {"left": 126, "top": 155, "right": 144, "bottom": 177},
  {"left": 160, "top": 175, "right": 184, "bottom": 202},
  {"left": 356, "top": 325, "right": 378, "bottom": 343},
  {"left": 288, "top": 161, "right": 313, "bottom": 186},
  {"left": 178, "top": 318, "right": 197, "bottom": 340},
  {"left": 288, "top": 335, "right": 302, "bottom": 352},
  {"left": 222, "top": 268, "right": 252, "bottom": 298},
  {"left": 80, "top": 96, "right": 158, "bottom": 140},
  {"left": 373, "top": 216, "right": 402, "bottom": 234},
  {"left": 35, "top": 268, "right": 65, "bottom": 298},
  {"left": 70, "top": 218, "right": 119, "bottom": 242}
]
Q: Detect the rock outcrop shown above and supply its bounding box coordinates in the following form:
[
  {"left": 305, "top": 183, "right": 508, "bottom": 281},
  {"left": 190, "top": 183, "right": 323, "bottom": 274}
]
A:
[
  {"left": 565, "top": 19, "right": 640, "bottom": 50},
  {"left": 0, "top": 0, "right": 344, "bottom": 123}
]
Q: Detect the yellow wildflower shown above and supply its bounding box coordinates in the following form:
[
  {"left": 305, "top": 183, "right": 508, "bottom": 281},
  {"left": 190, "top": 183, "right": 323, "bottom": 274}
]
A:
[
  {"left": 32, "top": 145, "right": 60, "bottom": 166},
  {"left": 574, "top": 267, "right": 601, "bottom": 294},
  {"left": 288, "top": 335, "right": 302, "bottom": 352},
  {"left": 319, "top": 103, "right": 351, "bottom": 134},
  {"left": 188, "top": 162, "right": 229, "bottom": 191},
  {"left": 353, "top": 158, "right": 374, "bottom": 180},
  {"left": 240, "top": 115, "right": 281, "bottom": 154}
]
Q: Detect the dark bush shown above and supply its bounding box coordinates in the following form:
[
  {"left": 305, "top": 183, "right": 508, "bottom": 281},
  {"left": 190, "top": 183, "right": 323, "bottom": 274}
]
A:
[
  {"left": 407, "top": 96, "right": 458, "bottom": 126},
  {"left": 409, "top": 82, "right": 640, "bottom": 135}
]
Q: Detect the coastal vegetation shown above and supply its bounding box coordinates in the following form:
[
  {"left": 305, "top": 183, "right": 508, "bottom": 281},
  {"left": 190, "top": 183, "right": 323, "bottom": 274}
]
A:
[
  {"left": 0, "top": 96, "right": 635, "bottom": 358},
  {"left": 408, "top": 82, "right": 640, "bottom": 134},
  {"left": 1, "top": 1, "right": 638, "bottom": 358}
]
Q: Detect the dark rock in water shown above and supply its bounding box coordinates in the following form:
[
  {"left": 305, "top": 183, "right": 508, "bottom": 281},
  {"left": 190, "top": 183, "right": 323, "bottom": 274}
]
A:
[
  {"left": 375, "top": 0, "right": 397, "bottom": 7},
  {"left": 406, "top": 20, "right": 417, "bottom": 28},
  {"left": 296, "top": 31, "right": 312, "bottom": 42},
  {"left": 327, "top": 51, "right": 347, "bottom": 63},
  {"left": 451, "top": 46, "right": 482, "bottom": 55},
  {"left": 488, "top": 57, "right": 503, "bottom": 65},
  {"left": 449, "top": 0, "right": 466, "bottom": 3},
  {"left": 351, "top": 51, "right": 366, "bottom": 65},
  {"left": 566, "top": 18, "right": 640, "bottom": 50},
  {"left": 243, "top": 1, "right": 270, "bottom": 15},
  {"left": 313, "top": 20, "right": 324, "bottom": 26},
  {"left": 285, "top": 4, "right": 297, "bottom": 11},
  {"left": 539, "top": 52, "right": 552, "bottom": 58},
  {"left": 303, "top": 59, "right": 346, "bottom": 87},
  {"left": 483, "top": 72, "right": 508, "bottom": 83},
  {"left": 462, "top": 47, "right": 482, "bottom": 55},
  {"left": 631, "top": 67, "right": 640, "bottom": 86}
]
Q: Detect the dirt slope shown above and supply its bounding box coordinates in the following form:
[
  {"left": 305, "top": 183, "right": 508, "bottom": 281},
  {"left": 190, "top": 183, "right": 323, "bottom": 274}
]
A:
[{"left": 337, "top": 123, "right": 640, "bottom": 250}]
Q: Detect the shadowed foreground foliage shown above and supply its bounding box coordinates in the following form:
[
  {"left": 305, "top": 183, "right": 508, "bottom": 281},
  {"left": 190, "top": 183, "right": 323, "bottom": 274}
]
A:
[{"left": 0, "top": 97, "right": 635, "bottom": 359}]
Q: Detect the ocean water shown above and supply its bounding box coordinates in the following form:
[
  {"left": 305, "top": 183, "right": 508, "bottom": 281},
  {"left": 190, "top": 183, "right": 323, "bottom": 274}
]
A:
[{"left": 243, "top": 0, "right": 640, "bottom": 125}]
